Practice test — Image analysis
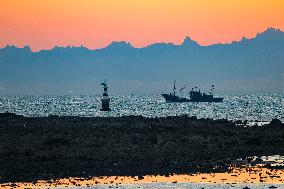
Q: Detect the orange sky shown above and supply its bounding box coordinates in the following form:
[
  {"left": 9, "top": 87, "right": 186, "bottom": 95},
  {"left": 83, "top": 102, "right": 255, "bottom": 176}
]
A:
[{"left": 0, "top": 0, "right": 284, "bottom": 51}]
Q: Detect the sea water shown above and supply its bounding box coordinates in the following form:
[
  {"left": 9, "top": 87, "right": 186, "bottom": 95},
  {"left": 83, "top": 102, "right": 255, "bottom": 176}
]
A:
[{"left": 0, "top": 94, "right": 283, "bottom": 122}]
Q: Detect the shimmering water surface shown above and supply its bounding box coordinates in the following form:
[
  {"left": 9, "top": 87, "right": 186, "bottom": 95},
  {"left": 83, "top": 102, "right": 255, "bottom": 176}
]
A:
[{"left": 0, "top": 94, "right": 283, "bottom": 122}]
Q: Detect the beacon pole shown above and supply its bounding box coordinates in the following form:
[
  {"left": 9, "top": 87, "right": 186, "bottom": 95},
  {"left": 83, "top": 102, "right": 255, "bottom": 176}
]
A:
[{"left": 100, "top": 82, "right": 111, "bottom": 111}]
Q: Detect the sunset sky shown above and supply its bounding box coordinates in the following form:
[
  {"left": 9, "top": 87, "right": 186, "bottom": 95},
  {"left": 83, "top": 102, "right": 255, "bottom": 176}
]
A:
[{"left": 0, "top": 0, "right": 284, "bottom": 51}]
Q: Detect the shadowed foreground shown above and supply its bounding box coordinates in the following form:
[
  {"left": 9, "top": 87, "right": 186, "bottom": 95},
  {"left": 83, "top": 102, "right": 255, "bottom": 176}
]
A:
[{"left": 0, "top": 113, "right": 283, "bottom": 183}]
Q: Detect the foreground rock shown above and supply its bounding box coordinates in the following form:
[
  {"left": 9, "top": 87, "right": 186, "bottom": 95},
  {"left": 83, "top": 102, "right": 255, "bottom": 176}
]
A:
[{"left": 0, "top": 113, "right": 283, "bottom": 183}]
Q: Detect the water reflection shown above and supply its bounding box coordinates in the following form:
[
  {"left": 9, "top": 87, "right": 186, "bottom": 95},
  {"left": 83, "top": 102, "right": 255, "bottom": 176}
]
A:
[{"left": 0, "top": 94, "right": 283, "bottom": 122}]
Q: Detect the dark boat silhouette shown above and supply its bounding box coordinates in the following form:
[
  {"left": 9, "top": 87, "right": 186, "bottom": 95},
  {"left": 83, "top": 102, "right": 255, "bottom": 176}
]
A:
[{"left": 162, "top": 81, "right": 223, "bottom": 103}]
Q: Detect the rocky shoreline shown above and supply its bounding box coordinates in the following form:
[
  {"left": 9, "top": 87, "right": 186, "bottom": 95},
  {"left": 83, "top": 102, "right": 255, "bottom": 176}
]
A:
[{"left": 0, "top": 113, "right": 283, "bottom": 183}]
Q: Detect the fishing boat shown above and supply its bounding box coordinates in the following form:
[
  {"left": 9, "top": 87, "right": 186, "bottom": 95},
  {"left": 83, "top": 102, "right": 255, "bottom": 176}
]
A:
[{"left": 162, "top": 81, "right": 223, "bottom": 103}]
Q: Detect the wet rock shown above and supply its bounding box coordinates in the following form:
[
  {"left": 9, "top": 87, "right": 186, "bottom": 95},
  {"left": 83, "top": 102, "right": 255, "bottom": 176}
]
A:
[
  {"left": 0, "top": 112, "right": 24, "bottom": 121},
  {"left": 244, "top": 137, "right": 262, "bottom": 146},
  {"left": 268, "top": 118, "right": 283, "bottom": 128},
  {"left": 234, "top": 120, "right": 243, "bottom": 125},
  {"left": 43, "top": 137, "right": 71, "bottom": 147},
  {"left": 0, "top": 114, "right": 284, "bottom": 183}
]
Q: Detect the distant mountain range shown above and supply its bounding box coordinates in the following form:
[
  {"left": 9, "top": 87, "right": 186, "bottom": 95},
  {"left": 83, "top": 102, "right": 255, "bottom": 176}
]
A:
[{"left": 0, "top": 28, "right": 284, "bottom": 95}]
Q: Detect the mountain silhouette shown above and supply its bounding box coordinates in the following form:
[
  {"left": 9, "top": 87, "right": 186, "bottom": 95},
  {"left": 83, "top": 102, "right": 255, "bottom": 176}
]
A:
[{"left": 0, "top": 28, "right": 283, "bottom": 95}]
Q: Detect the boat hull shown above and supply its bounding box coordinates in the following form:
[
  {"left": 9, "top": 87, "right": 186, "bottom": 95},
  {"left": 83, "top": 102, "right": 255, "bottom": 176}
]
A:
[
  {"left": 190, "top": 97, "right": 223, "bottom": 102},
  {"left": 162, "top": 94, "right": 223, "bottom": 103},
  {"left": 162, "top": 94, "right": 190, "bottom": 102}
]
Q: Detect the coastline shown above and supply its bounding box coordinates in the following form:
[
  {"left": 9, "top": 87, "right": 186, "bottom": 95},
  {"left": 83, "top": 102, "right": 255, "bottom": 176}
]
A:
[
  {"left": 0, "top": 112, "right": 284, "bottom": 185},
  {"left": 1, "top": 167, "right": 284, "bottom": 188}
]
